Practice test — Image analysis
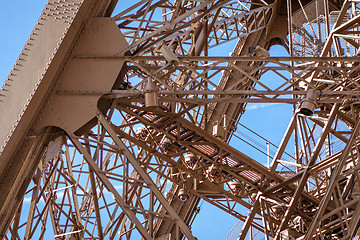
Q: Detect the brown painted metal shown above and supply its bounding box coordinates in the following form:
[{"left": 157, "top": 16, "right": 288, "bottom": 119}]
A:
[{"left": 2, "top": 0, "right": 360, "bottom": 239}]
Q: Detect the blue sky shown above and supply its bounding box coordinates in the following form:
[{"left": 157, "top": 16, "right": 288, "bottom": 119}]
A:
[
  {"left": 0, "top": 1, "right": 293, "bottom": 239},
  {"left": 0, "top": 1, "right": 47, "bottom": 83}
]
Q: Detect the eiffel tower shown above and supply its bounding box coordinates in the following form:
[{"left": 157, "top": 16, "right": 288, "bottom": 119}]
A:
[{"left": 1, "top": 0, "right": 360, "bottom": 239}]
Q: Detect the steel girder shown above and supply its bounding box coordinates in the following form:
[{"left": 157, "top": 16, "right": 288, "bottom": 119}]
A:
[{"left": 3, "top": 0, "right": 360, "bottom": 239}]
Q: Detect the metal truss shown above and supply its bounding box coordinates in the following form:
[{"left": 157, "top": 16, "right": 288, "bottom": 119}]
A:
[{"left": 3, "top": 0, "right": 360, "bottom": 239}]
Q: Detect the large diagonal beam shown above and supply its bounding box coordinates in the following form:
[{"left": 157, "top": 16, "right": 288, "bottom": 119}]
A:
[{"left": 0, "top": 0, "right": 118, "bottom": 236}]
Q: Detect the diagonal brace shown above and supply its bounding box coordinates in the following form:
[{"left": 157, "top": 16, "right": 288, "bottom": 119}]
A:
[
  {"left": 70, "top": 136, "right": 154, "bottom": 240},
  {"left": 304, "top": 114, "right": 360, "bottom": 239},
  {"left": 97, "top": 111, "right": 197, "bottom": 240},
  {"left": 273, "top": 103, "right": 340, "bottom": 240}
]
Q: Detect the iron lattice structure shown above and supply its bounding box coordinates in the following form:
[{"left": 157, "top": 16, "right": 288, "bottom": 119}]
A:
[{"left": 1, "top": 0, "right": 360, "bottom": 239}]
